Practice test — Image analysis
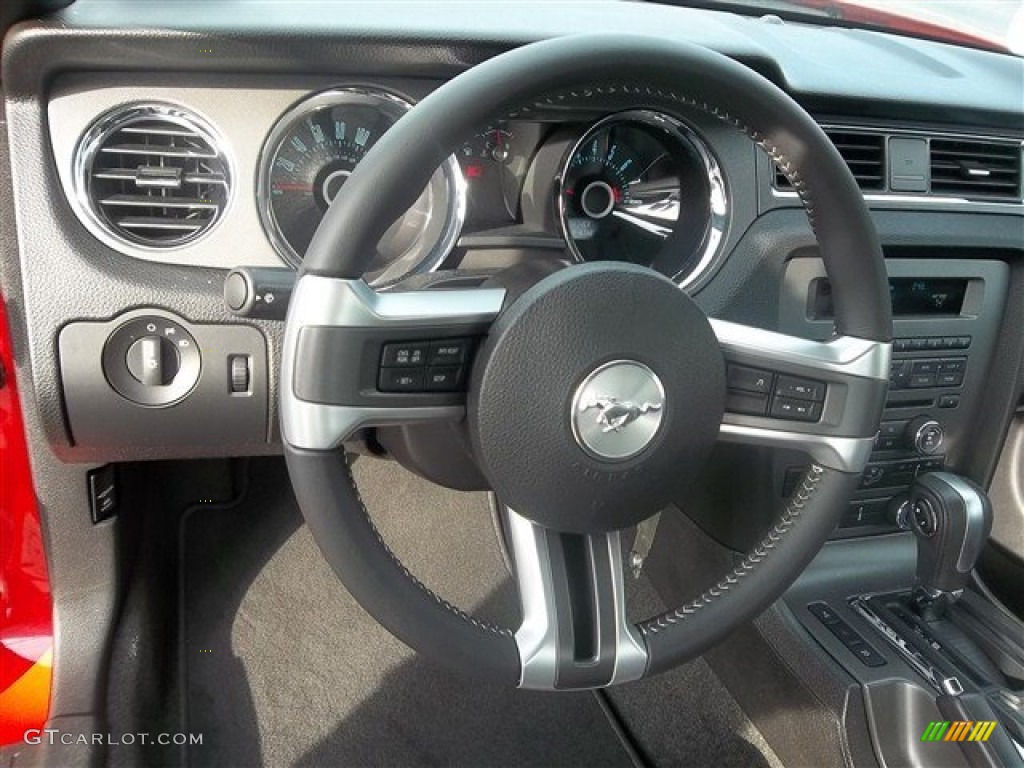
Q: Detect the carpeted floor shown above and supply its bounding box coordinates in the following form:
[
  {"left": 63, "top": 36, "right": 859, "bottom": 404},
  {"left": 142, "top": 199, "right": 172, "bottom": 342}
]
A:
[{"left": 180, "top": 455, "right": 782, "bottom": 767}]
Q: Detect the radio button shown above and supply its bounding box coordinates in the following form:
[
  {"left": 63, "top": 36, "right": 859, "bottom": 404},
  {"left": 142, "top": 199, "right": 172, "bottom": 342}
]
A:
[
  {"left": 889, "top": 360, "right": 911, "bottom": 389},
  {"left": 938, "top": 358, "right": 966, "bottom": 374},
  {"left": 880, "top": 420, "right": 909, "bottom": 439},
  {"left": 910, "top": 360, "right": 939, "bottom": 375}
]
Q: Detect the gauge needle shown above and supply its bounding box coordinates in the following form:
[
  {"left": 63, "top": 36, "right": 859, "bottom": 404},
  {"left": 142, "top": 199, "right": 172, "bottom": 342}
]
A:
[
  {"left": 626, "top": 177, "right": 679, "bottom": 199},
  {"left": 620, "top": 197, "right": 679, "bottom": 222},
  {"left": 616, "top": 180, "right": 680, "bottom": 234},
  {"left": 272, "top": 182, "right": 314, "bottom": 192}
]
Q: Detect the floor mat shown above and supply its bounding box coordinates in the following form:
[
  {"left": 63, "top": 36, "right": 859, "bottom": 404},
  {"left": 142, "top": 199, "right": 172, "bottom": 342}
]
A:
[{"left": 181, "top": 456, "right": 779, "bottom": 767}]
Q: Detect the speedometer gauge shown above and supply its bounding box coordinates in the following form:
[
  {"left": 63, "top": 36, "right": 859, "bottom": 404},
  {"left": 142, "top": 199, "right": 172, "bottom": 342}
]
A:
[
  {"left": 557, "top": 110, "right": 728, "bottom": 287},
  {"left": 258, "top": 88, "right": 464, "bottom": 286}
]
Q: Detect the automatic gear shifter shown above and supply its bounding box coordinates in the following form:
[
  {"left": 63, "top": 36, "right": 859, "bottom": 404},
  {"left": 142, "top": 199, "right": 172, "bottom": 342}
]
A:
[
  {"left": 908, "top": 472, "right": 993, "bottom": 619},
  {"left": 854, "top": 473, "right": 1023, "bottom": 758}
]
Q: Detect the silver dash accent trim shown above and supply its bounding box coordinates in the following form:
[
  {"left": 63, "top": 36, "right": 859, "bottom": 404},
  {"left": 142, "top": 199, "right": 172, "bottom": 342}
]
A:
[
  {"left": 711, "top": 319, "right": 891, "bottom": 381},
  {"left": 280, "top": 275, "right": 505, "bottom": 450},
  {"left": 718, "top": 424, "right": 875, "bottom": 473},
  {"left": 508, "top": 509, "right": 647, "bottom": 690}
]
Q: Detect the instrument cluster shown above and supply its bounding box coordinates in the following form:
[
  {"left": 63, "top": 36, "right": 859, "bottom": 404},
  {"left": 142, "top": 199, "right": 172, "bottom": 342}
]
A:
[{"left": 257, "top": 86, "right": 730, "bottom": 288}]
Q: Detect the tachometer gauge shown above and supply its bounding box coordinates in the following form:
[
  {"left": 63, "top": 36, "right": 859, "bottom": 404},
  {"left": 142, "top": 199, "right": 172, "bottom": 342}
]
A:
[
  {"left": 557, "top": 110, "right": 728, "bottom": 287},
  {"left": 259, "top": 88, "right": 464, "bottom": 286}
]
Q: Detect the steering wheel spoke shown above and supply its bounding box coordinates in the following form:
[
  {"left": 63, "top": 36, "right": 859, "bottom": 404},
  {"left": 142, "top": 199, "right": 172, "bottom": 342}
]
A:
[
  {"left": 713, "top": 318, "right": 891, "bottom": 473},
  {"left": 281, "top": 274, "right": 505, "bottom": 451},
  {"left": 504, "top": 507, "right": 647, "bottom": 690}
]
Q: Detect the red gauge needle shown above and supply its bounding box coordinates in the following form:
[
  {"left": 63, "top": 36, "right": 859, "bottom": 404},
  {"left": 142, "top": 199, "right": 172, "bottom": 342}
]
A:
[{"left": 272, "top": 182, "right": 314, "bottom": 192}]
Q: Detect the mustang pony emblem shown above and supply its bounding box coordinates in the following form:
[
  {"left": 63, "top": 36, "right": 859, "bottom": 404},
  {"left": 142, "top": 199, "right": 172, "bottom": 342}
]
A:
[{"left": 578, "top": 396, "right": 663, "bottom": 433}]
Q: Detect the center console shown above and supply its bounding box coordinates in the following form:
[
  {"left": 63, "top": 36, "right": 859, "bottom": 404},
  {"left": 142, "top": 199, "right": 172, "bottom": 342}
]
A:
[
  {"left": 786, "top": 471, "right": 1024, "bottom": 767},
  {"left": 779, "top": 258, "right": 1010, "bottom": 538}
]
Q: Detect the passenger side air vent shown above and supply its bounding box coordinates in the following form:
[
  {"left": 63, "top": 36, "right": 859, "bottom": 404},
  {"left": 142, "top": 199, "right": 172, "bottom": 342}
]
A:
[
  {"left": 775, "top": 129, "right": 885, "bottom": 191},
  {"left": 74, "top": 104, "right": 231, "bottom": 248},
  {"left": 930, "top": 139, "right": 1022, "bottom": 201}
]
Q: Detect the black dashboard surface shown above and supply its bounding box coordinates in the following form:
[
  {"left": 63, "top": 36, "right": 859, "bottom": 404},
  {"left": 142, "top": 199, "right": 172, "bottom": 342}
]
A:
[
  {"left": 6, "top": 0, "right": 1022, "bottom": 128},
  {"left": 1, "top": 0, "right": 1022, "bottom": 464}
]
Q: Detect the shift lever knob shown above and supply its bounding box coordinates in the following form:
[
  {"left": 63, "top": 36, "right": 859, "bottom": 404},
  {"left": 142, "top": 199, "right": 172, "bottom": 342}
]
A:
[{"left": 909, "top": 472, "right": 992, "bottom": 601}]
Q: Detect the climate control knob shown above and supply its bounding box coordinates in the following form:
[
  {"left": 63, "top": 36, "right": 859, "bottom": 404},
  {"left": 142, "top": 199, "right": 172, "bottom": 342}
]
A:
[{"left": 906, "top": 417, "right": 944, "bottom": 455}]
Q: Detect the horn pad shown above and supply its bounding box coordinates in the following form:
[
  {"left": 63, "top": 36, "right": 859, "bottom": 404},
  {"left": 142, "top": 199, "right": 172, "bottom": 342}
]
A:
[{"left": 467, "top": 262, "right": 725, "bottom": 533}]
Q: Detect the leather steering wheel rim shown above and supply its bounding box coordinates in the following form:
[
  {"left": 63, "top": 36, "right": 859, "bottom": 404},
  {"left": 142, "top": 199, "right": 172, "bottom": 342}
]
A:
[{"left": 282, "top": 33, "right": 893, "bottom": 688}]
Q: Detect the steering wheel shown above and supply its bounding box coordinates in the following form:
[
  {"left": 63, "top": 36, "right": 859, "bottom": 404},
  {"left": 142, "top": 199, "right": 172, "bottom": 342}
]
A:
[{"left": 280, "top": 34, "right": 892, "bottom": 690}]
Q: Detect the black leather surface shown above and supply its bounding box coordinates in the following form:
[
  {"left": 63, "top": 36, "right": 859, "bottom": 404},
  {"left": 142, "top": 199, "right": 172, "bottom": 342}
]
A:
[
  {"left": 469, "top": 262, "right": 725, "bottom": 533},
  {"left": 912, "top": 473, "right": 994, "bottom": 594},
  {"left": 302, "top": 33, "right": 891, "bottom": 341},
  {"left": 641, "top": 465, "right": 861, "bottom": 674},
  {"left": 282, "top": 446, "right": 521, "bottom": 684}
]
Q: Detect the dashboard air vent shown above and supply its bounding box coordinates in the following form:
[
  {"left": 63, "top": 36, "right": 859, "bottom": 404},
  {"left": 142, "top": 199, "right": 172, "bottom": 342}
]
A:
[
  {"left": 775, "top": 129, "right": 885, "bottom": 191},
  {"left": 75, "top": 104, "right": 231, "bottom": 248},
  {"left": 930, "top": 139, "right": 1022, "bottom": 201}
]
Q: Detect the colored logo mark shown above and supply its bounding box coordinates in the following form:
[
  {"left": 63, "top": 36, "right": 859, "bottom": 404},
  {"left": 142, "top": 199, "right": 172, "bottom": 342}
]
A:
[{"left": 921, "top": 721, "right": 998, "bottom": 742}]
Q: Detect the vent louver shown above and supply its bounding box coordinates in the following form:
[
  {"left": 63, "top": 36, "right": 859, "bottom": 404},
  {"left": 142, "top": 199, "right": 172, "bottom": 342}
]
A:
[
  {"left": 75, "top": 105, "right": 230, "bottom": 248},
  {"left": 775, "top": 129, "right": 885, "bottom": 191},
  {"left": 930, "top": 139, "right": 1022, "bottom": 201}
]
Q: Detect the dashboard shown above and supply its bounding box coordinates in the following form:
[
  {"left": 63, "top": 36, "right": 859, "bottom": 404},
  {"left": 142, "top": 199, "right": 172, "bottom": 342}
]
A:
[
  {"left": 48, "top": 76, "right": 736, "bottom": 291},
  {"left": 2, "top": 1, "right": 1022, "bottom": 519},
  {"left": 3, "top": 4, "right": 1023, "bottom": 755}
]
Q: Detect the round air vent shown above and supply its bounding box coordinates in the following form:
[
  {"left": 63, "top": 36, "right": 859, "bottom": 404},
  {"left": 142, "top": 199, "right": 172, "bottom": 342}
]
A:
[{"left": 73, "top": 104, "right": 231, "bottom": 248}]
